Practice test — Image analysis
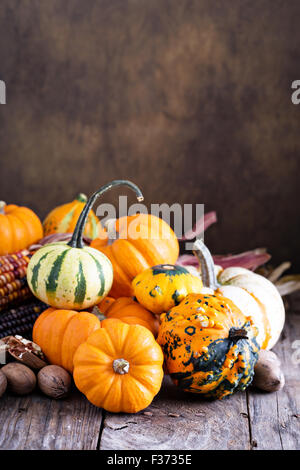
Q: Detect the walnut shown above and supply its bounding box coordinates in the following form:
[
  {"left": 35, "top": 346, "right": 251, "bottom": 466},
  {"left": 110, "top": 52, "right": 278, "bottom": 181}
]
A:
[
  {"left": 37, "top": 365, "right": 71, "bottom": 399},
  {"left": 1, "top": 363, "right": 36, "bottom": 395},
  {"left": 253, "top": 350, "right": 285, "bottom": 392},
  {"left": 0, "top": 336, "right": 47, "bottom": 370},
  {"left": 0, "top": 370, "right": 7, "bottom": 398}
]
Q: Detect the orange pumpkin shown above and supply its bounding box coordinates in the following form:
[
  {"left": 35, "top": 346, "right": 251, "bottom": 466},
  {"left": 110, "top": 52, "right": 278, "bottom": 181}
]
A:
[
  {"left": 97, "top": 296, "right": 116, "bottom": 314},
  {"left": 73, "top": 318, "right": 164, "bottom": 413},
  {"left": 43, "top": 193, "right": 107, "bottom": 240},
  {"left": 96, "top": 296, "right": 160, "bottom": 337},
  {"left": 0, "top": 201, "right": 43, "bottom": 255},
  {"left": 91, "top": 214, "right": 179, "bottom": 297},
  {"left": 32, "top": 308, "right": 101, "bottom": 373}
]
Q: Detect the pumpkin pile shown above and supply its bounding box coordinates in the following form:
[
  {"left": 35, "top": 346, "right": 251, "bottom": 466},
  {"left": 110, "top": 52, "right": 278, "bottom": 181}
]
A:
[{"left": 0, "top": 179, "right": 291, "bottom": 414}]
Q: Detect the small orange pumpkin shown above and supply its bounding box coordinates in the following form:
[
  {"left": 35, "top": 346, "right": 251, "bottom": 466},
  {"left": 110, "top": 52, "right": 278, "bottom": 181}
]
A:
[
  {"left": 91, "top": 214, "right": 179, "bottom": 298},
  {"left": 0, "top": 201, "right": 43, "bottom": 255},
  {"left": 96, "top": 296, "right": 160, "bottom": 337},
  {"left": 73, "top": 318, "right": 164, "bottom": 413},
  {"left": 32, "top": 308, "right": 101, "bottom": 373},
  {"left": 43, "top": 193, "right": 107, "bottom": 240},
  {"left": 97, "top": 296, "right": 116, "bottom": 314}
]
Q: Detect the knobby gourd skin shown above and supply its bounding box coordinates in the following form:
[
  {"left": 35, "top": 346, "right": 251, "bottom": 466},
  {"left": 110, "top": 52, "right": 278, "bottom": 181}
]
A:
[
  {"left": 193, "top": 239, "right": 285, "bottom": 350},
  {"left": 132, "top": 264, "right": 203, "bottom": 314},
  {"left": 43, "top": 193, "right": 106, "bottom": 240},
  {"left": 157, "top": 293, "right": 260, "bottom": 399},
  {"left": 91, "top": 214, "right": 179, "bottom": 298},
  {"left": 73, "top": 318, "right": 164, "bottom": 413}
]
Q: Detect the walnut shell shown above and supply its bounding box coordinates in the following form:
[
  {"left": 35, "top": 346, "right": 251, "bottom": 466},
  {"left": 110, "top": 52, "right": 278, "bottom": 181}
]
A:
[
  {"left": 0, "top": 370, "right": 7, "bottom": 398},
  {"left": 1, "top": 363, "right": 36, "bottom": 395},
  {"left": 37, "top": 365, "right": 71, "bottom": 399},
  {"left": 253, "top": 350, "right": 285, "bottom": 392},
  {"left": 0, "top": 336, "right": 47, "bottom": 370}
]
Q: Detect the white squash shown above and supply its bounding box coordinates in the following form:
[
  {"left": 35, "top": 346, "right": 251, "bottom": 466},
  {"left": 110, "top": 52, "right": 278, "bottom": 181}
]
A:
[{"left": 193, "top": 240, "right": 285, "bottom": 350}]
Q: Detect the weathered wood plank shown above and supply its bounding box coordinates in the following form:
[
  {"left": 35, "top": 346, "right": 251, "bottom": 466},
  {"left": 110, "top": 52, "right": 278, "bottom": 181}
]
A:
[
  {"left": 273, "top": 312, "right": 300, "bottom": 449},
  {"left": 99, "top": 376, "right": 251, "bottom": 450},
  {"left": 247, "top": 313, "right": 300, "bottom": 450},
  {"left": 246, "top": 389, "right": 283, "bottom": 449},
  {"left": 0, "top": 388, "right": 103, "bottom": 450}
]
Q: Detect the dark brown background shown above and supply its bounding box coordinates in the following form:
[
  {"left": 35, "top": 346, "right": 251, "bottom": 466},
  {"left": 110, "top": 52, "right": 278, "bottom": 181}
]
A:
[{"left": 0, "top": 0, "right": 299, "bottom": 267}]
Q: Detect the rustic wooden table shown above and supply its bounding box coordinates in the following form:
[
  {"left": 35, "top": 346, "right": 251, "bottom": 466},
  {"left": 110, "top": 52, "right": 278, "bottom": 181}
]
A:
[{"left": 0, "top": 300, "right": 299, "bottom": 451}]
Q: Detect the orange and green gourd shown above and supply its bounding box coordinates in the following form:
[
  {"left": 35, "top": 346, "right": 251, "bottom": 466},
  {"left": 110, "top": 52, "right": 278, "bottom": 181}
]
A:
[
  {"left": 157, "top": 293, "right": 260, "bottom": 399},
  {"left": 43, "top": 193, "right": 106, "bottom": 240},
  {"left": 132, "top": 264, "right": 203, "bottom": 314}
]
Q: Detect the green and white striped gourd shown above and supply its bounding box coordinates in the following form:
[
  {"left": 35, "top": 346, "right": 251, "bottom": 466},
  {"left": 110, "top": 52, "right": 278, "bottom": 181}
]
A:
[
  {"left": 27, "top": 243, "right": 113, "bottom": 310},
  {"left": 27, "top": 180, "right": 144, "bottom": 310}
]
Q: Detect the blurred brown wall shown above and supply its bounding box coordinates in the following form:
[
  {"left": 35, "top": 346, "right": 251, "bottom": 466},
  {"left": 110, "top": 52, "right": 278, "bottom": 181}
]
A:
[{"left": 0, "top": 0, "right": 300, "bottom": 268}]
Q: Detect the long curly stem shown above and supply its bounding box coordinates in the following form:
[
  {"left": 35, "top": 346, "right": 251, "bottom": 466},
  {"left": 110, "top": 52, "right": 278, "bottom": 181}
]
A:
[
  {"left": 193, "top": 239, "right": 220, "bottom": 290},
  {"left": 68, "top": 180, "right": 144, "bottom": 248}
]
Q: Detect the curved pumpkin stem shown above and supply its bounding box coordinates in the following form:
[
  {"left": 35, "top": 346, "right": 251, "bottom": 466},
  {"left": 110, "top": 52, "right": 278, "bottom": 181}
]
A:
[
  {"left": 68, "top": 180, "right": 144, "bottom": 249},
  {"left": 193, "top": 239, "right": 220, "bottom": 290}
]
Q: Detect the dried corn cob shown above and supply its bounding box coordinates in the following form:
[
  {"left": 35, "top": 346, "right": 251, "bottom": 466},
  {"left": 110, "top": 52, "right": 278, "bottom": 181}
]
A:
[
  {"left": 0, "top": 300, "right": 47, "bottom": 340},
  {"left": 0, "top": 284, "right": 32, "bottom": 310},
  {"left": 0, "top": 249, "right": 31, "bottom": 284},
  {"left": 0, "top": 250, "right": 33, "bottom": 311}
]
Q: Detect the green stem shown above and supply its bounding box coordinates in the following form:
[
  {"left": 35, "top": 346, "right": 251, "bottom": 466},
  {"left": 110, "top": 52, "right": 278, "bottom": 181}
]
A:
[
  {"left": 192, "top": 239, "right": 220, "bottom": 290},
  {"left": 68, "top": 180, "right": 144, "bottom": 249},
  {"left": 76, "top": 193, "right": 88, "bottom": 203}
]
